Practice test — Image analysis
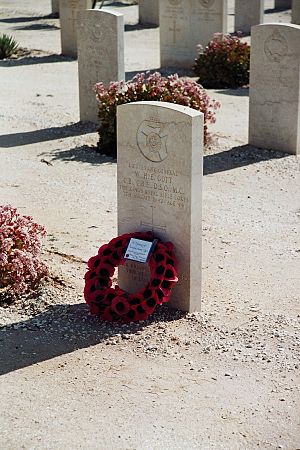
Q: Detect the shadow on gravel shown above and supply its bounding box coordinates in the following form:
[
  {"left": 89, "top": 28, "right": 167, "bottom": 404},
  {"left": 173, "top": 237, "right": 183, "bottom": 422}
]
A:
[
  {"left": 0, "top": 303, "right": 185, "bottom": 375},
  {"left": 41, "top": 145, "right": 116, "bottom": 165},
  {"left": 0, "top": 14, "right": 58, "bottom": 23},
  {"left": 204, "top": 144, "right": 288, "bottom": 175},
  {"left": 214, "top": 88, "right": 249, "bottom": 97},
  {"left": 125, "top": 22, "right": 158, "bottom": 31},
  {"left": 104, "top": 1, "right": 137, "bottom": 7},
  {"left": 0, "top": 122, "right": 97, "bottom": 148},
  {"left": 0, "top": 53, "right": 74, "bottom": 67},
  {"left": 13, "top": 23, "right": 59, "bottom": 31}
]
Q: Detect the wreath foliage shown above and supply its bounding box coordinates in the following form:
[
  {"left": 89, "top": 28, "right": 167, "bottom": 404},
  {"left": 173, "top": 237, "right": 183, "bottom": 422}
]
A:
[{"left": 84, "top": 232, "right": 178, "bottom": 322}]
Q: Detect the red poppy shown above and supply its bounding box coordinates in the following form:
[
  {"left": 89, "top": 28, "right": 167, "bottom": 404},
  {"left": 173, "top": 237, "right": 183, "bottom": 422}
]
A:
[
  {"left": 164, "top": 264, "right": 178, "bottom": 282},
  {"left": 98, "top": 244, "right": 111, "bottom": 255},
  {"left": 128, "top": 293, "right": 144, "bottom": 306},
  {"left": 90, "top": 302, "right": 101, "bottom": 316},
  {"left": 133, "top": 304, "right": 149, "bottom": 321},
  {"left": 84, "top": 278, "right": 97, "bottom": 298},
  {"left": 101, "top": 307, "right": 115, "bottom": 322},
  {"left": 96, "top": 262, "right": 115, "bottom": 278},
  {"left": 87, "top": 254, "right": 101, "bottom": 269},
  {"left": 142, "top": 297, "right": 157, "bottom": 314},
  {"left": 111, "top": 297, "right": 130, "bottom": 315}
]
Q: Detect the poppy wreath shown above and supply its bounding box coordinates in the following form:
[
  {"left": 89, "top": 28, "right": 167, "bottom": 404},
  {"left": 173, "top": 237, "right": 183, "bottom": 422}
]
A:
[{"left": 84, "top": 231, "right": 178, "bottom": 323}]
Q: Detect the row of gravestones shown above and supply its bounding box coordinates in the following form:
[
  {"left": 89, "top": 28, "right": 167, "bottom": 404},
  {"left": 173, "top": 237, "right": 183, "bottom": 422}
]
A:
[
  {"left": 57, "top": 0, "right": 300, "bottom": 68},
  {"left": 76, "top": 10, "right": 300, "bottom": 156},
  {"left": 52, "top": 0, "right": 300, "bottom": 35},
  {"left": 52, "top": 2, "right": 299, "bottom": 314}
]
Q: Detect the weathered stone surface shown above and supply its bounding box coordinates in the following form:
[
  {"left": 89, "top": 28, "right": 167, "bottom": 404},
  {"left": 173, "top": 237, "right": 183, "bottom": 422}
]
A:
[
  {"left": 235, "top": 0, "right": 264, "bottom": 34},
  {"left": 160, "top": 0, "right": 227, "bottom": 68},
  {"left": 139, "top": 0, "right": 159, "bottom": 25},
  {"left": 249, "top": 23, "right": 300, "bottom": 155},
  {"left": 275, "top": 0, "right": 292, "bottom": 9},
  {"left": 77, "top": 9, "right": 124, "bottom": 123},
  {"left": 117, "top": 101, "right": 203, "bottom": 312},
  {"left": 51, "top": 0, "right": 59, "bottom": 14},
  {"left": 60, "top": 0, "right": 93, "bottom": 57},
  {"left": 292, "top": 0, "right": 300, "bottom": 24}
]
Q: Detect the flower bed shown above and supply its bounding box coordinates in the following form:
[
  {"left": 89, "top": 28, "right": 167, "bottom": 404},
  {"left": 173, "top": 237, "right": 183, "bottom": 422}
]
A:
[{"left": 94, "top": 72, "right": 220, "bottom": 157}]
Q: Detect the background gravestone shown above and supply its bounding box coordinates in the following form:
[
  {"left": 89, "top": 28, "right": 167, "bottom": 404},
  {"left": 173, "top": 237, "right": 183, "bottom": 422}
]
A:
[
  {"left": 292, "top": 0, "right": 300, "bottom": 24},
  {"left": 235, "top": 0, "right": 264, "bottom": 34},
  {"left": 160, "top": 0, "right": 227, "bottom": 68},
  {"left": 139, "top": 0, "right": 159, "bottom": 26},
  {"left": 77, "top": 9, "right": 124, "bottom": 123},
  {"left": 249, "top": 23, "right": 300, "bottom": 155},
  {"left": 60, "top": 0, "right": 93, "bottom": 56},
  {"left": 117, "top": 102, "right": 203, "bottom": 312}
]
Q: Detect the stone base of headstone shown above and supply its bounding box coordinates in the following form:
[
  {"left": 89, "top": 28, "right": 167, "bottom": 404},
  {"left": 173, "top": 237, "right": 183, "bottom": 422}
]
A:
[
  {"left": 249, "top": 24, "right": 300, "bottom": 155},
  {"left": 77, "top": 9, "right": 124, "bottom": 123},
  {"left": 235, "top": 0, "right": 264, "bottom": 34},
  {"left": 275, "top": 0, "right": 292, "bottom": 9},
  {"left": 160, "top": 0, "right": 227, "bottom": 68},
  {"left": 60, "top": 0, "right": 93, "bottom": 57},
  {"left": 117, "top": 101, "right": 204, "bottom": 312},
  {"left": 139, "top": 0, "right": 159, "bottom": 26},
  {"left": 292, "top": 0, "right": 300, "bottom": 24}
]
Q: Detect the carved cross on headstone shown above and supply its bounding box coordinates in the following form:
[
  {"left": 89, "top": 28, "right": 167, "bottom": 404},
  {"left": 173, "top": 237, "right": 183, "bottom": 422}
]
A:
[
  {"left": 169, "top": 20, "right": 181, "bottom": 44},
  {"left": 140, "top": 206, "right": 166, "bottom": 233}
]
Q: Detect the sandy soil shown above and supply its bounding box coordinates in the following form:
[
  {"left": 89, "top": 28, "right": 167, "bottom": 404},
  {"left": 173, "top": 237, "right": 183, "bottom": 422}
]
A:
[{"left": 0, "top": 1, "right": 299, "bottom": 449}]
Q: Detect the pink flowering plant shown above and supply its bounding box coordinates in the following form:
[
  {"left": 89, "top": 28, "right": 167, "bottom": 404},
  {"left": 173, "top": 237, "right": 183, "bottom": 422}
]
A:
[
  {"left": 0, "top": 205, "right": 48, "bottom": 297},
  {"left": 194, "top": 33, "right": 250, "bottom": 89},
  {"left": 94, "top": 72, "right": 220, "bottom": 157}
]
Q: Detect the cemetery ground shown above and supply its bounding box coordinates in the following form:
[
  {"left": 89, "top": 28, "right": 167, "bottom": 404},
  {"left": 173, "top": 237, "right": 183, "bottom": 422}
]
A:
[{"left": 0, "top": 1, "right": 299, "bottom": 449}]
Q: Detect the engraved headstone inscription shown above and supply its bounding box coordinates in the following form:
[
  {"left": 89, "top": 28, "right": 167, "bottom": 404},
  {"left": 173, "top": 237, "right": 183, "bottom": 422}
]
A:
[
  {"left": 249, "top": 24, "right": 300, "bottom": 155},
  {"left": 60, "top": 0, "right": 93, "bottom": 57},
  {"left": 235, "top": 0, "right": 264, "bottom": 34},
  {"left": 117, "top": 102, "right": 204, "bottom": 312},
  {"left": 139, "top": 0, "right": 159, "bottom": 26},
  {"left": 77, "top": 9, "right": 124, "bottom": 123},
  {"left": 160, "top": 0, "right": 227, "bottom": 68},
  {"left": 292, "top": 0, "right": 300, "bottom": 24}
]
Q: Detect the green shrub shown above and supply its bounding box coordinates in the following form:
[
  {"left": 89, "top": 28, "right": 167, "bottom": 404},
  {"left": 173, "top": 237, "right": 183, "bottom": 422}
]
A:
[
  {"left": 0, "top": 33, "right": 19, "bottom": 60},
  {"left": 94, "top": 72, "right": 220, "bottom": 157},
  {"left": 194, "top": 33, "right": 250, "bottom": 89}
]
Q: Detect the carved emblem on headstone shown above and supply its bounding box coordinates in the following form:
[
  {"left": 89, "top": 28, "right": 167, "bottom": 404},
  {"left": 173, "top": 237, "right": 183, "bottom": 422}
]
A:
[
  {"left": 137, "top": 120, "right": 169, "bottom": 163},
  {"left": 264, "top": 30, "right": 288, "bottom": 63},
  {"left": 199, "top": 0, "right": 215, "bottom": 8}
]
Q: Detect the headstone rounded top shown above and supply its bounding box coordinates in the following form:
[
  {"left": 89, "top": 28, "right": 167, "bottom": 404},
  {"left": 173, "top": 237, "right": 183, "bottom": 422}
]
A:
[{"left": 118, "top": 101, "right": 203, "bottom": 119}]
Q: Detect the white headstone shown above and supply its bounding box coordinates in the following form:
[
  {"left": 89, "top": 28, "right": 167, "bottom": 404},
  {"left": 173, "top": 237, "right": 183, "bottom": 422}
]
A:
[
  {"left": 139, "top": 0, "right": 159, "bottom": 25},
  {"left": 77, "top": 9, "right": 124, "bottom": 123},
  {"left": 235, "top": 0, "right": 264, "bottom": 34},
  {"left": 292, "top": 0, "right": 300, "bottom": 24},
  {"left": 160, "top": 0, "right": 228, "bottom": 68},
  {"left": 51, "top": 0, "right": 59, "bottom": 14},
  {"left": 60, "top": 0, "right": 93, "bottom": 57},
  {"left": 275, "top": 0, "right": 292, "bottom": 9},
  {"left": 249, "top": 24, "right": 300, "bottom": 155},
  {"left": 117, "top": 102, "right": 203, "bottom": 312}
]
